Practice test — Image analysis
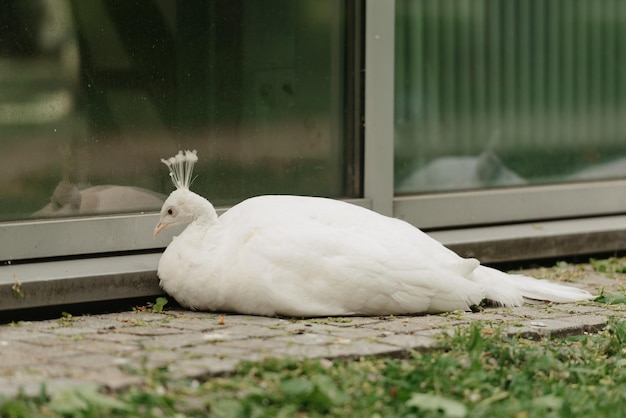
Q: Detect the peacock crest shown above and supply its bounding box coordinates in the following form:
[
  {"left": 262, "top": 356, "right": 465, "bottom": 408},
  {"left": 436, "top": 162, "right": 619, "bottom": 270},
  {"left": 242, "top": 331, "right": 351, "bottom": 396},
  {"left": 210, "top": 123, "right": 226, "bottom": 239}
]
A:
[{"left": 161, "top": 150, "right": 198, "bottom": 190}]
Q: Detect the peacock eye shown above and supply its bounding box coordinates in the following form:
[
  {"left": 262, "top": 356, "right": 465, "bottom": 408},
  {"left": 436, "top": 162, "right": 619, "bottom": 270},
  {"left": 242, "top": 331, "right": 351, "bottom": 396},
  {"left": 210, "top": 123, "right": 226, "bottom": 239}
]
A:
[{"left": 167, "top": 208, "right": 174, "bottom": 215}]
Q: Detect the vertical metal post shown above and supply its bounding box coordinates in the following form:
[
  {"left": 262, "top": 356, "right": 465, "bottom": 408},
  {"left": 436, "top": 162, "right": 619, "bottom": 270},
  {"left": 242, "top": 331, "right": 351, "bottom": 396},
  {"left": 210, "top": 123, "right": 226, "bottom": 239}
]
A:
[{"left": 364, "top": 0, "right": 395, "bottom": 216}]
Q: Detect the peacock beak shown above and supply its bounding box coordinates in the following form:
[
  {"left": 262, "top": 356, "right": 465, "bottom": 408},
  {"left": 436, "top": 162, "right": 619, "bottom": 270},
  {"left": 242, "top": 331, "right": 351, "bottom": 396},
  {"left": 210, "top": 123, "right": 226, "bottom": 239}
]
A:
[{"left": 153, "top": 222, "right": 170, "bottom": 239}]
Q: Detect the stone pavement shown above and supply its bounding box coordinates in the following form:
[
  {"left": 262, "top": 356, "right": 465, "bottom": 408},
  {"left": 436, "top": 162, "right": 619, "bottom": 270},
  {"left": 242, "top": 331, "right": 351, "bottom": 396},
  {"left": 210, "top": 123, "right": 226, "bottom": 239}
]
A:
[{"left": 1, "top": 264, "right": 625, "bottom": 398}]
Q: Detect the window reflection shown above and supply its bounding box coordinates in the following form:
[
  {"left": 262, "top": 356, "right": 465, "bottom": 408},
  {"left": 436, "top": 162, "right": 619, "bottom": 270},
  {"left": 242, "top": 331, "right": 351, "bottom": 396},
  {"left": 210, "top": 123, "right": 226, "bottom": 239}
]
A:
[
  {"left": 395, "top": 150, "right": 526, "bottom": 194},
  {"left": 395, "top": 1, "right": 626, "bottom": 194},
  {"left": 33, "top": 181, "right": 166, "bottom": 216},
  {"left": 0, "top": 0, "right": 348, "bottom": 221}
]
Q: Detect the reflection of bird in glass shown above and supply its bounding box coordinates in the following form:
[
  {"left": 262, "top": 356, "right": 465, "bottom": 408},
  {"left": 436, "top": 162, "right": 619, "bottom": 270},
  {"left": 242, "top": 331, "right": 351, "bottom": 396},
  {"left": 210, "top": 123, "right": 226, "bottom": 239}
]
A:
[
  {"left": 34, "top": 181, "right": 165, "bottom": 216},
  {"left": 153, "top": 150, "right": 592, "bottom": 317},
  {"left": 396, "top": 151, "right": 526, "bottom": 193},
  {"left": 47, "top": 180, "right": 82, "bottom": 214}
]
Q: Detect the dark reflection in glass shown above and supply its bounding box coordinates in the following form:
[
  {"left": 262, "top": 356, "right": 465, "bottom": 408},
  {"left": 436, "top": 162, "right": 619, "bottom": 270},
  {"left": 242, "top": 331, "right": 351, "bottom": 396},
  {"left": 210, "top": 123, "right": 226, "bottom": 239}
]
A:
[{"left": 0, "top": 0, "right": 348, "bottom": 221}]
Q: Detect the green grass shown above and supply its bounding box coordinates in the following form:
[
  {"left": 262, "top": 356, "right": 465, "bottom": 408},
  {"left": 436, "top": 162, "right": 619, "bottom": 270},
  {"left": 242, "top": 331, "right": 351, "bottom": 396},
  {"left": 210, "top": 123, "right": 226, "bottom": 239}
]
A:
[{"left": 2, "top": 319, "right": 626, "bottom": 418}]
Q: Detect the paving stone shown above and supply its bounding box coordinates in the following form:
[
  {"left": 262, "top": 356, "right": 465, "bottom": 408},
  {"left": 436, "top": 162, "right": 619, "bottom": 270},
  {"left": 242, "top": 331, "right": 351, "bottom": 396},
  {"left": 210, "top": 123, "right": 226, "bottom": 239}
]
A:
[
  {"left": 2, "top": 331, "right": 75, "bottom": 346},
  {"left": 0, "top": 327, "right": 54, "bottom": 340},
  {"left": 0, "top": 353, "right": 48, "bottom": 373},
  {"left": 506, "top": 318, "right": 592, "bottom": 339},
  {"left": 308, "top": 317, "right": 387, "bottom": 327},
  {"left": 272, "top": 339, "right": 405, "bottom": 360},
  {"left": 83, "top": 367, "right": 144, "bottom": 391},
  {"left": 506, "top": 326, "right": 543, "bottom": 340},
  {"left": 51, "top": 353, "right": 132, "bottom": 370},
  {"left": 198, "top": 330, "right": 249, "bottom": 342},
  {"left": 374, "top": 333, "right": 439, "bottom": 351},
  {"left": 88, "top": 330, "right": 146, "bottom": 343},
  {"left": 414, "top": 327, "right": 458, "bottom": 339},
  {"left": 219, "top": 314, "right": 290, "bottom": 327},
  {"left": 66, "top": 339, "right": 137, "bottom": 354},
  {"left": 138, "top": 333, "right": 211, "bottom": 350},
  {"left": 360, "top": 316, "right": 468, "bottom": 333},
  {"left": 41, "top": 326, "right": 101, "bottom": 336},
  {"left": 73, "top": 317, "right": 130, "bottom": 330},
  {"left": 215, "top": 324, "right": 291, "bottom": 339},
  {"left": 1, "top": 320, "right": 57, "bottom": 331},
  {"left": 0, "top": 342, "right": 77, "bottom": 369},
  {"left": 113, "top": 326, "right": 187, "bottom": 336},
  {"left": 11, "top": 362, "right": 91, "bottom": 382},
  {"left": 218, "top": 337, "right": 291, "bottom": 353},
  {"left": 548, "top": 304, "right": 612, "bottom": 315},
  {"left": 505, "top": 306, "right": 565, "bottom": 319},
  {"left": 164, "top": 310, "right": 222, "bottom": 320},
  {"left": 184, "top": 342, "right": 253, "bottom": 359},
  {"left": 100, "top": 312, "right": 168, "bottom": 322},
  {"left": 278, "top": 321, "right": 336, "bottom": 335},
  {"left": 127, "top": 349, "right": 182, "bottom": 370},
  {"left": 469, "top": 311, "right": 521, "bottom": 322},
  {"left": 561, "top": 314, "right": 607, "bottom": 332},
  {"left": 300, "top": 325, "right": 383, "bottom": 340},
  {"left": 160, "top": 317, "right": 220, "bottom": 331},
  {"left": 168, "top": 357, "right": 241, "bottom": 380},
  {"left": 270, "top": 332, "right": 340, "bottom": 345}
]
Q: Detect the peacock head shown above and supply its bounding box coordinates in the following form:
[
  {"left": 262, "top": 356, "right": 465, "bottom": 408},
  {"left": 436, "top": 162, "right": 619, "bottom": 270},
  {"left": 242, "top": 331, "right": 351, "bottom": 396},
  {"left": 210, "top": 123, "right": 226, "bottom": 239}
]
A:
[{"left": 153, "top": 150, "right": 217, "bottom": 239}]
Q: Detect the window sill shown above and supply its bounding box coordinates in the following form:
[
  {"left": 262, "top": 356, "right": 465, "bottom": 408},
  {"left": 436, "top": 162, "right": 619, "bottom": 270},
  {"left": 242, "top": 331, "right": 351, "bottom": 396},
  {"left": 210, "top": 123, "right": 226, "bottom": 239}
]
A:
[
  {"left": 1, "top": 253, "right": 163, "bottom": 312},
  {"left": 1, "top": 214, "right": 624, "bottom": 312},
  {"left": 430, "top": 214, "right": 626, "bottom": 263}
]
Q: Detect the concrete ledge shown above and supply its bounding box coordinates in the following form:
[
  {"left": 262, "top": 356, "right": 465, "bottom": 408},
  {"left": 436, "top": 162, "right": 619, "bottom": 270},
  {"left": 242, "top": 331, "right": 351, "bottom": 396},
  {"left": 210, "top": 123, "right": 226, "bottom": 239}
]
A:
[
  {"left": 430, "top": 214, "right": 626, "bottom": 263},
  {"left": 1, "top": 253, "right": 163, "bottom": 311}
]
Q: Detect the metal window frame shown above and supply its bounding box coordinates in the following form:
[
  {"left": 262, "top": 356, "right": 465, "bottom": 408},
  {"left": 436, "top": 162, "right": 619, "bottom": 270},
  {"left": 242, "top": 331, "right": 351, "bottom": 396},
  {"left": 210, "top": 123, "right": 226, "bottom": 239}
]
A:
[{"left": 1, "top": 0, "right": 625, "bottom": 312}]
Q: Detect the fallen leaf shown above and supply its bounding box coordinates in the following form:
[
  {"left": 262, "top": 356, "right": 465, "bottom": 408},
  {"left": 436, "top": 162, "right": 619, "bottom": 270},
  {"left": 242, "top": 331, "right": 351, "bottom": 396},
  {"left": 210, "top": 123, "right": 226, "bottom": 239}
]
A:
[
  {"left": 481, "top": 328, "right": 495, "bottom": 335},
  {"left": 11, "top": 275, "right": 24, "bottom": 298}
]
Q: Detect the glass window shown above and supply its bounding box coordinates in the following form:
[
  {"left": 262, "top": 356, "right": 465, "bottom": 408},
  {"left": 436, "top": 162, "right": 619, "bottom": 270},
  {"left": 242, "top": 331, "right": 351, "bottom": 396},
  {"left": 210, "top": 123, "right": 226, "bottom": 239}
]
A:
[
  {"left": 1, "top": 0, "right": 352, "bottom": 223},
  {"left": 395, "top": 1, "right": 626, "bottom": 195}
]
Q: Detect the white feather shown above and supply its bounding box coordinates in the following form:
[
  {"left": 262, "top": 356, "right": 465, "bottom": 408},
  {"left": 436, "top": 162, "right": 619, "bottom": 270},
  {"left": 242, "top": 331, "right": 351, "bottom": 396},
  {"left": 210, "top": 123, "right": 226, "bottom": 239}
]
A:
[{"left": 161, "top": 150, "right": 198, "bottom": 190}]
